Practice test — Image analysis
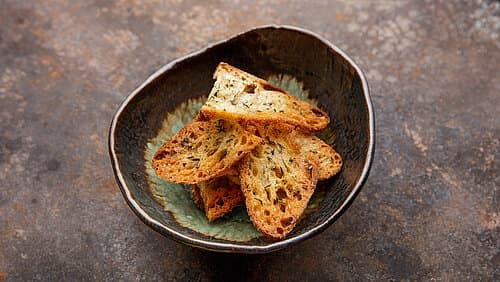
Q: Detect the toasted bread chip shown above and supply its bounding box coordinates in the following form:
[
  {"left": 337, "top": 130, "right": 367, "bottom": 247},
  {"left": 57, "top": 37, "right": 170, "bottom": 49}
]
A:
[
  {"left": 152, "top": 119, "right": 262, "bottom": 184},
  {"left": 190, "top": 167, "right": 242, "bottom": 221},
  {"left": 190, "top": 173, "right": 244, "bottom": 222},
  {"left": 200, "top": 62, "right": 329, "bottom": 132},
  {"left": 238, "top": 125, "right": 319, "bottom": 240},
  {"left": 296, "top": 135, "right": 342, "bottom": 180}
]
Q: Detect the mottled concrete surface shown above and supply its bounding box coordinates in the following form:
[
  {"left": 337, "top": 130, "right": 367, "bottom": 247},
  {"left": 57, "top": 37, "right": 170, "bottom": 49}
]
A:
[{"left": 0, "top": 0, "right": 498, "bottom": 280}]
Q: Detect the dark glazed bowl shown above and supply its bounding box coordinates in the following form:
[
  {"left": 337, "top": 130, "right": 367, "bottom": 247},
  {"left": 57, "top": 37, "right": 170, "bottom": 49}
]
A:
[{"left": 109, "top": 25, "right": 374, "bottom": 253}]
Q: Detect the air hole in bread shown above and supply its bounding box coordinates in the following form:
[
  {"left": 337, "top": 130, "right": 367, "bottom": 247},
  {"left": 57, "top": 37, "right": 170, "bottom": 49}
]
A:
[
  {"left": 264, "top": 210, "right": 270, "bottom": 216},
  {"left": 312, "top": 108, "right": 324, "bottom": 117},
  {"left": 265, "top": 189, "right": 271, "bottom": 201},
  {"left": 279, "top": 203, "right": 286, "bottom": 213},
  {"left": 214, "top": 149, "right": 227, "bottom": 162},
  {"left": 293, "top": 191, "right": 302, "bottom": 201},
  {"left": 154, "top": 151, "right": 169, "bottom": 160},
  {"left": 276, "top": 188, "right": 287, "bottom": 200},
  {"left": 240, "top": 135, "right": 247, "bottom": 145},
  {"left": 276, "top": 227, "right": 284, "bottom": 234},
  {"left": 273, "top": 166, "right": 284, "bottom": 178},
  {"left": 262, "top": 83, "right": 285, "bottom": 93},
  {"left": 252, "top": 147, "right": 264, "bottom": 158},
  {"left": 280, "top": 217, "right": 293, "bottom": 227},
  {"left": 243, "top": 84, "right": 256, "bottom": 94},
  {"left": 216, "top": 199, "right": 224, "bottom": 206}
]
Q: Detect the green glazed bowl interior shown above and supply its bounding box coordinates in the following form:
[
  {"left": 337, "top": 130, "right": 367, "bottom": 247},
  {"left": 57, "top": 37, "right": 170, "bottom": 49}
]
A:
[{"left": 109, "top": 25, "right": 374, "bottom": 253}]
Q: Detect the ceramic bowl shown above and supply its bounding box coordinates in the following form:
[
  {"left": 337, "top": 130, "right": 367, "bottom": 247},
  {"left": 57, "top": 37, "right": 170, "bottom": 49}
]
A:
[{"left": 109, "top": 25, "right": 374, "bottom": 253}]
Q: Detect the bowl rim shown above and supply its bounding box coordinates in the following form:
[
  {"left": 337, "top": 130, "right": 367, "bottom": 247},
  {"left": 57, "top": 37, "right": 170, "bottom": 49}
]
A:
[{"left": 108, "top": 24, "right": 375, "bottom": 254}]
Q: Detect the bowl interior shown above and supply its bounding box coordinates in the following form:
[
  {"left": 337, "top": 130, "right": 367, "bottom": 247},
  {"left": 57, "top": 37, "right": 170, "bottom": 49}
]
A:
[{"left": 110, "top": 26, "right": 372, "bottom": 253}]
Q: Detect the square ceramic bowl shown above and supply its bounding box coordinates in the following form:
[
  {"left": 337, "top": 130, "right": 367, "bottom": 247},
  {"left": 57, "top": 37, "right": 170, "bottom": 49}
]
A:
[{"left": 109, "top": 25, "right": 374, "bottom": 253}]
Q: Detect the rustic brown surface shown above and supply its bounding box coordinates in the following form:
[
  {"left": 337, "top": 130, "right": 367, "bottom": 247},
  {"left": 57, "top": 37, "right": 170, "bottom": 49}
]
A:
[{"left": 0, "top": 0, "right": 498, "bottom": 280}]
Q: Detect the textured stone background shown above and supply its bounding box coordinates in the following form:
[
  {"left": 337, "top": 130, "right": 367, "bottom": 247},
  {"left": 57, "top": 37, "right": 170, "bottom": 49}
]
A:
[{"left": 0, "top": 0, "right": 498, "bottom": 280}]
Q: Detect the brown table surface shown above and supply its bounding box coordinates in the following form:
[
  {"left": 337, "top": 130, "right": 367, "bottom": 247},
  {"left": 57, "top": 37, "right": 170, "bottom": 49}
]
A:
[{"left": 1, "top": 0, "right": 498, "bottom": 280}]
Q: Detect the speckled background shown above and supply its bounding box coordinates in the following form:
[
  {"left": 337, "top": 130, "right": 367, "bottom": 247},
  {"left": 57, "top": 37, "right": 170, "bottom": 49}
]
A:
[{"left": 0, "top": 0, "right": 498, "bottom": 281}]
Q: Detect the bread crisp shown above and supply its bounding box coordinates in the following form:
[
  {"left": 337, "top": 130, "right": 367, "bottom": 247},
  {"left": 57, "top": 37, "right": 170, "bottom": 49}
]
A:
[
  {"left": 152, "top": 119, "right": 262, "bottom": 184},
  {"left": 238, "top": 125, "right": 319, "bottom": 240},
  {"left": 190, "top": 173, "right": 244, "bottom": 222},
  {"left": 200, "top": 62, "right": 329, "bottom": 132},
  {"left": 296, "top": 135, "right": 342, "bottom": 180}
]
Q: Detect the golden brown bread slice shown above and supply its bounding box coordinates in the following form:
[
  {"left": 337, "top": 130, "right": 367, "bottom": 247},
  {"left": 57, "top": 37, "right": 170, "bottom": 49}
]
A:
[
  {"left": 296, "top": 135, "right": 342, "bottom": 180},
  {"left": 190, "top": 172, "right": 244, "bottom": 222},
  {"left": 238, "top": 125, "right": 319, "bottom": 240},
  {"left": 189, "top": 166, "right": 242, "bottom": 221},
  {"left": 200, "top": 62, "right": 330, "bottom": 132},
  {"left": 152, "top": 119, "right": 262, "bottom": 184}
]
